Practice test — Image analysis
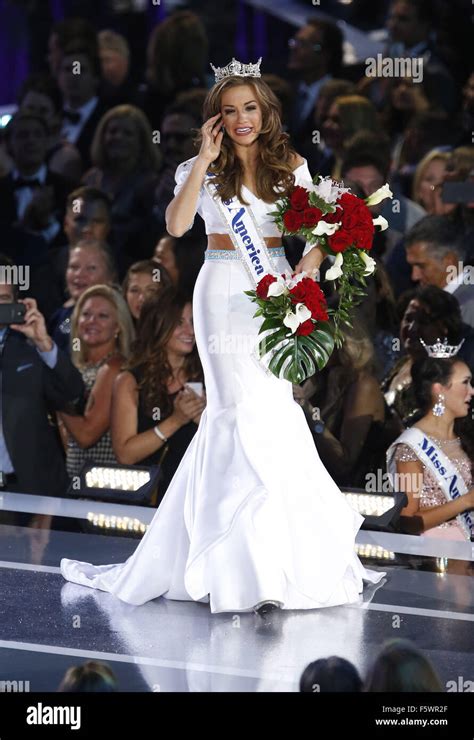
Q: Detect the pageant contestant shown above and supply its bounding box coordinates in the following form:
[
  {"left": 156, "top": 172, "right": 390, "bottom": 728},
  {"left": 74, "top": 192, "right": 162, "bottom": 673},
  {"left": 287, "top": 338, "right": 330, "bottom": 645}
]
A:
[
  {"left": 387, "top": 340, "right": 474, "bottom": 540},
  {"left": 61, "top": 59, "right": 385, "bottom": 614}
]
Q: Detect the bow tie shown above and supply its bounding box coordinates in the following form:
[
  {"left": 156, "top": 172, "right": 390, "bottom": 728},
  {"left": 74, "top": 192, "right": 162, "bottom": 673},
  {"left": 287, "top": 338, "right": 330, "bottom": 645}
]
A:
[
  {"left": 63, "top": 109, "right": 82, "bottom": 124},
  {"left": 13, "top": 177, "right": 41, "bottom": 190}
]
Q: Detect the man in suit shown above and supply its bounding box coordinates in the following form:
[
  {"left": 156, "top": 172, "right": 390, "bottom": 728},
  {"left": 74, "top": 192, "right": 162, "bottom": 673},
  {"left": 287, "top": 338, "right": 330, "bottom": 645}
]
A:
[
  {"left": 0, "top": 256, "right": 84, "bottom": 498},
  {"left": 287, "top": 19, "right": 343, "bottom": 150},
  {"left": 0, "top": 112, "right": 74, "bottom": 318},
  {"left": 0, "top": 111, "right": 72, "bottom": 241},
  {"left": 405, "top": 215, "right": 474, "bottom": 327},
  {"left": 57, "top": 42, "right": 110, "bottom": 171}
]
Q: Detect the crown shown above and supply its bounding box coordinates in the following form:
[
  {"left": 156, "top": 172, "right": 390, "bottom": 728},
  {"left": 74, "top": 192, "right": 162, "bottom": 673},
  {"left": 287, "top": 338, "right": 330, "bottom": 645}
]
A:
[
  {"left": 210, "top": 57, "right": 262, "bottom": 83},
  {"left": 419, "top": 337, "right": 465, "bottom": 358}
]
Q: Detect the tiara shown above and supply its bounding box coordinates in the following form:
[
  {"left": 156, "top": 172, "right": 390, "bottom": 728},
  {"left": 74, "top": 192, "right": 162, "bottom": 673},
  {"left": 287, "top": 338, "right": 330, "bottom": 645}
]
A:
[
  {"left": 419, "top": 337, "right": 465, "bottom": 358},
  {"left": 210, "top": 57, "right": 262, "bottom": 83}
]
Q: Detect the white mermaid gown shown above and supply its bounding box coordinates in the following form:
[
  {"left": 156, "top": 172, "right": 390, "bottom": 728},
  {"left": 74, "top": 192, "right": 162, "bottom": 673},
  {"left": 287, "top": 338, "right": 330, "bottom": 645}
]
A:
[{"left": 61, "top": 157, "right": 385, "bottom": 613}]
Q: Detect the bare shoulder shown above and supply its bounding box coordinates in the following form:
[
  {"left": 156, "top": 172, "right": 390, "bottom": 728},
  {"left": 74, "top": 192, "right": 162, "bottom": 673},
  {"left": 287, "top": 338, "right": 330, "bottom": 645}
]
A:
[{"left": 290, "top": 153, "right": 306, "bottom": 170}]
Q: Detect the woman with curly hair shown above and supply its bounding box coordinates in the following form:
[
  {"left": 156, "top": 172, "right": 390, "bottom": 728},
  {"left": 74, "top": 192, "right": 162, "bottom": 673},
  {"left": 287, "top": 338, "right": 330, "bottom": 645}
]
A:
[
  {"left": 111, "top": 286, "right": 205, "bottom": 503},
  {"left": 62, "top": 62, "right": 384, "bottom": 613}
]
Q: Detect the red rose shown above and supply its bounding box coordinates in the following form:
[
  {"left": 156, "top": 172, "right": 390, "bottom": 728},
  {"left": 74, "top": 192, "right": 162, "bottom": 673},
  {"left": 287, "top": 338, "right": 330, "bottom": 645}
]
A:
[
  {"left": 256, "top": 274, "right": 277, "bottom": 299},
  {"left": 302, "top": 207, "right": 322, "bottom": 227},
  {"left": 323, "top": 207, "right": 342, "bottom": 224},
  {"left": 336, "top": 193, "right": 375, "bottom": 250},
  {"left": 290, "top": 186, "right": 309, "bottom": 211},
  {"left": 328, "top": 229, "right": 352, "bottom": 253},
  {"left": 296, "top": 318, "right": 314, "bottom": 336},
  {"left": 283, "top": 209, "right": 304, "bottom": 232},
  {"left": 289, "top": 278, "right": 328, "bottom": 321}
]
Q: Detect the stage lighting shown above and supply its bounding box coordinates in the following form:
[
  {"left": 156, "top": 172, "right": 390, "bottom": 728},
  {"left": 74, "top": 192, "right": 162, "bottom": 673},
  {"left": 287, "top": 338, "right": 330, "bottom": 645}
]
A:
[
  {"left": 67, "top": 462, "right": 161, "bottom": 506},
  {"left": 342, "top": 488, "right": 408, "bottom": 532}
]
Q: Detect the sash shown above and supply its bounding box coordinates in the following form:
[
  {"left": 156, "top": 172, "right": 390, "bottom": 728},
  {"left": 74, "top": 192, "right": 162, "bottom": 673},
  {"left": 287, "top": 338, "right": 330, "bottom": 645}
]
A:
[
  {"left": 203, "top": 172, "right": 289, "bottom": 376},
  {"left": 387, "top": 428, "right": 473, "bottom": 539},
  {"left": 203, "top": 173, "right": 278, "bottom": 287}
]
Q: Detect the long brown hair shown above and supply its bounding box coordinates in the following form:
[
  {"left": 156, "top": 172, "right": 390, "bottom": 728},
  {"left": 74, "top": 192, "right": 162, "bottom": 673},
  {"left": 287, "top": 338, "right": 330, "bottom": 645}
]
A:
[
  {"left": 127, "top": 286, "right": 203, "bottom": 417},
  {"left": 197, "top": 77, "right": 298, "bottom": 205}
]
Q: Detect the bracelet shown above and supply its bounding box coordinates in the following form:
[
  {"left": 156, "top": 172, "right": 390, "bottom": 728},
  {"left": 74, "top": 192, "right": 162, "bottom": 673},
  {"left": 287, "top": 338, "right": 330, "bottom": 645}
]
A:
[{"left": 153, "top": 425, "right": 168, "bottom": 443}]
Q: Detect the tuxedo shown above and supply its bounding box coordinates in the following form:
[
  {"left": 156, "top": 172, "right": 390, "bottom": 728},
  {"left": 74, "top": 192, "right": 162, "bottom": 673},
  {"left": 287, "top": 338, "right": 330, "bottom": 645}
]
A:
[{"left": 61, "top": 97, "right": 111, "bottom": 170}]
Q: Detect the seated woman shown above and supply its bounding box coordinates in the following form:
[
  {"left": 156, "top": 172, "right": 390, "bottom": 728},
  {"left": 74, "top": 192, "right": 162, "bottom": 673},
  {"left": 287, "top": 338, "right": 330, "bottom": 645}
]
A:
[
  {"left": 293, "top": 325, "right": 392, "bottom": 487},
  {"left": 122, "top": 259, "right": 172, "bottom": 323},
  {"left": 153, "top": 221, "right": 207, "bottom": 296},
  {"left": 387, "top": 351, "right": 474, "bottom": 540},
  {"left": 58, "top": 285, "right": 135, "bottom": 478},
  {"left": 48, "top": 240, "right": 117, "bottom": 351},
  {"left": 111, "top": 286, "right": 205, "bottom": 505}
]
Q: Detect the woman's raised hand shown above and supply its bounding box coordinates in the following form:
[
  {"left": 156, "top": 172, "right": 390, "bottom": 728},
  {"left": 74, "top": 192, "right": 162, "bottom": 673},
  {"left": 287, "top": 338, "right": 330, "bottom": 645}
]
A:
[
  {"left": 198, "top": 113, "right": 224, "bottom": 164},
  {"left": 173, "top": 388, "right": 206, "bottom": 426}
]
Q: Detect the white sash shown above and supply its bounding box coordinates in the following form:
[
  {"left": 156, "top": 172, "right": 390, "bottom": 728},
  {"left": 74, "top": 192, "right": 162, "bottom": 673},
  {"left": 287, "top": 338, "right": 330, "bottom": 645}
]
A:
[
  {"left": 387, "top": 428, "right": 473, "bottom": 539},
  {"left": 203, "top": 173, "right": 278, "bottom": 286}
]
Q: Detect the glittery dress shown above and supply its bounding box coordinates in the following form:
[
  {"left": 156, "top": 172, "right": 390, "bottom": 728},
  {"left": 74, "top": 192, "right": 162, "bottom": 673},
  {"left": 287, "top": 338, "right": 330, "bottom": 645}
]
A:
[{"left": 394, "top": 436, "right": 473, "bottom": 539}]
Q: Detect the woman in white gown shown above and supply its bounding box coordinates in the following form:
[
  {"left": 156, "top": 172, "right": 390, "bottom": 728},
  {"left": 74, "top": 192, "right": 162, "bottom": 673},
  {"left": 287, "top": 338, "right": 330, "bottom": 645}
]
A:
[{"left": 61, "top": 60, "right": 385, "bottom": 614}]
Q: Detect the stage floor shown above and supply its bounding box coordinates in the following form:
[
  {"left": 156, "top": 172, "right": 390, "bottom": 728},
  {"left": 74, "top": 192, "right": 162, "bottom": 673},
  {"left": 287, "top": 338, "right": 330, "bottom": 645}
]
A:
[{"left": 0, "top": 498, "right": 473, "bottom": 692}]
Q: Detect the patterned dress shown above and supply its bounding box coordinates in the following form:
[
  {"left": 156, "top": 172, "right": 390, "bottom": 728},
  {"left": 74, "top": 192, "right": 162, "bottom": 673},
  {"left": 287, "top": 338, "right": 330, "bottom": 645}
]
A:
[
  {"left": 394, "top": 435, "right": 473, "bottom": 539},
  {"left": 66, "top": 357, "right": 117, "bottom": 477}
]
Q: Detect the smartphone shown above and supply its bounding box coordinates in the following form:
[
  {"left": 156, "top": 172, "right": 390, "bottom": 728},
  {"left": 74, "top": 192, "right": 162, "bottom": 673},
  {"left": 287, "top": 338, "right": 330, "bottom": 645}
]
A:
[
  {"left": 441, "top": 181, "right": 474, "bottom": 204},
  {"left": 185, "top": 382, "right": 204, "bottom": 397},
  {"left": 0, "top": 303, "right": 26, "bottom": 324}
]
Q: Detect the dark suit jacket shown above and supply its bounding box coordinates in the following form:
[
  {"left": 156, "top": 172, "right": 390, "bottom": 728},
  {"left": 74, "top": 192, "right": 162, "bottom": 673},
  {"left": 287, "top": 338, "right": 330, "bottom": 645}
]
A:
[
  {"left": 0, "top": 169, "right": 73, "bottom": 231},
  {"left": 73, "top": 99, "right": 110, "bottom": 171},
  {"left": 1, "top": 331, "right": 85, "bottom": 497}
]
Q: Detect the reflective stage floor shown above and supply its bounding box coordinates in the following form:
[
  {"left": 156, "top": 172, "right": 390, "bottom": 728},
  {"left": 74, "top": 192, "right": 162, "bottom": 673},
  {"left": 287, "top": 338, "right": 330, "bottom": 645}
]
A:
[{"left": 0, "top": 494, "right": 473, "bottom": 692}]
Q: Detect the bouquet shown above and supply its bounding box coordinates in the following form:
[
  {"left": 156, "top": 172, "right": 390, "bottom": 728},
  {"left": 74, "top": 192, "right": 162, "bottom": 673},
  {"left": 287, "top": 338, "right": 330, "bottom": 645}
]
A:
[
  {"left": 245, "top": 177, "right": 392, "bottom": 383},
  {"left": 244, "top": 272, "right": 334, "bottom": 384}
]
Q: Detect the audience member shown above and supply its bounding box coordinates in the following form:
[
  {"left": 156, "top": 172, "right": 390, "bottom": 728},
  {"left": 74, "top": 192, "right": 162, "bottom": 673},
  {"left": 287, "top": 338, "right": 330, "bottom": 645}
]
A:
[
  {"left": 18, "top": 73, "right": 82, "bottom": 184},
  {"left": 405, "top": 215, "right": 474, "bottom": 326},
  {"left": 59, "top": 285, "right": 134, "bottom": 478},
  {"left": 48, "top": 240, "right": 117, "bottom": 351},
  {"left": 57, "top": 660, "right": 118, "bottom": 692},
  {"left": 293, "top": 325, "right": 391, "bottom": 487},
  {"left": 287, "top": 19, "right": 343, "bottom": 149},
  {"left": 111, "top": 287, "right": 205, "bottom": 503},
  {"left": 0, "top": 255, "right": 84, "bottom": 499},
  {"left": 365, "top": 639, "right": 444, "bottom": 692},
  {"left": 57, "top": 41, "right": 110, "bottom": 171},
  {"left": 83, "top": 104, "right": 161, "bottom": 276},
  {"left": 122, "top": 260, "right": 172, "bottom": 323},
  {"left": 300, "top": 657, "right": 363, "bottom": 692}
]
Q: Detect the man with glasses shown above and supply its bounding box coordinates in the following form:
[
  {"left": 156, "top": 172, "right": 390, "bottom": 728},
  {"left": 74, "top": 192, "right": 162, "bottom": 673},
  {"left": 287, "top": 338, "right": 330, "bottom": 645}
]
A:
[{"left": 287, "top": 19, "right": 343, "bottom": 147}]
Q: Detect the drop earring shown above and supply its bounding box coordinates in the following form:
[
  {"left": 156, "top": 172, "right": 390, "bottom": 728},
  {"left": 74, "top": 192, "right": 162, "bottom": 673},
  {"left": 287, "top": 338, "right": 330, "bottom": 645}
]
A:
[{"left": 432, "top": 393, "right": 445, "bottom": 417}]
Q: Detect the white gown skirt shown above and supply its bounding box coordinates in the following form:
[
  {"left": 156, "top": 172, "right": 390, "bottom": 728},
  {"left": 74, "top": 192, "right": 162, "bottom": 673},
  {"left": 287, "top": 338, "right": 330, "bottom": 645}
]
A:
[{"left": 61, "top": 248, "right": 385, "bottom": 613}]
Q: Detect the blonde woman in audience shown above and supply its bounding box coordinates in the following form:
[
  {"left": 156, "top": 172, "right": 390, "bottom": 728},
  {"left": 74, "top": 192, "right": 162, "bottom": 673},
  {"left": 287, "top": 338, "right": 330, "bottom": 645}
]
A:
[
  {"left": 412, "top": 149, "right": 452, "bottom": 215},
  {"left": 58, "top": 285, "right": 134, "bottom": 477}
]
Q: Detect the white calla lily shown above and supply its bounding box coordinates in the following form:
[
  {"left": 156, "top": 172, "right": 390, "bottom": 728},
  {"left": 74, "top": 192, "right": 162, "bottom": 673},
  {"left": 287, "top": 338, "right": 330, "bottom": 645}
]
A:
[
  {"left": 267, "top": 279, "right": 286, "bottom": 297},
  {"left": 365, "top": 184, "right": 393, "bottom": 207},
  {"left": 325, "top": 253, "right": 344, "bottom": 281},
  {"left": 360, "top": 251, "right": 376, "bottom": 276},
  {"left": 312, "top": 220, "right": 341, "bottom": 237},
  {"left": 283, "top": 303, "right": 311, "bottom": 333},
  {"left": 372, "top": 215, "right": 389, "bottom": 231}
]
